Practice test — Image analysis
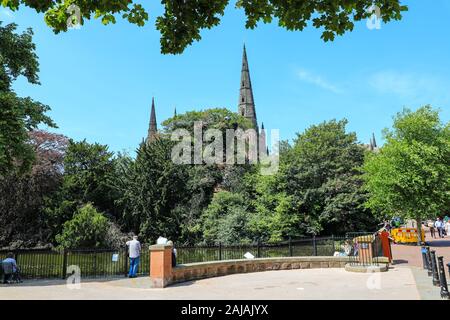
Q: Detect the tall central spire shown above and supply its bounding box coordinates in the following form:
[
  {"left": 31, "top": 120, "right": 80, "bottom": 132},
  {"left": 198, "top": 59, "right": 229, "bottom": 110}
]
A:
[
  {"left": 147, "top": 97, "right": 158, "bottom": 143},
  {"left": 238, "top": 44, "right": 258, "bottom": 129}
]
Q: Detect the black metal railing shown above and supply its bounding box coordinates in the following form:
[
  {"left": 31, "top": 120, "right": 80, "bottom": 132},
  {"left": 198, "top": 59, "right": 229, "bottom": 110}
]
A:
[
  {"left": 0, "top": 246, "right": 150, "bottom": 280},
  {"left": 421, "top": 246, "right": 450, "bottom": 300},
  {"left": 0, "top": 233, "right": 387, "bottom": 280}
]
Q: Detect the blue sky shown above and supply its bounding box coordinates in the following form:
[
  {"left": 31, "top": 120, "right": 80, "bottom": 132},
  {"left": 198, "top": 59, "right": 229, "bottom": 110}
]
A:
[{"left": 2, "top": 1, "right": 450, "bottom": 154}]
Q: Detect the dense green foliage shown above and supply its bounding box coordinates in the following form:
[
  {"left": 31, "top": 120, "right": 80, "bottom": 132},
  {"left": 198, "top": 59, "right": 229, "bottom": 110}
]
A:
[
  {"left": 246, "top": 119, "right": 376, "bottom": 243},
  {"left": 201, "top": 191, "right": 251, "bottom": 244},
  {"left": 363, "top": 106, "right": 450, "bottom": 242},
  {"left": 43, "top": 139, "right": 118, "bottom": 241},
  {"left": 1, "top": 1, "right": 407, "bottom": 54},
  {"left": 0, "top": 22, "right": 56, "bottom": 174},
  {"left": 116, "top": 137, "right": 190, "bottom": 242},
  {"left": 56, "top": 203, "right": 109, "bottom": 249}
]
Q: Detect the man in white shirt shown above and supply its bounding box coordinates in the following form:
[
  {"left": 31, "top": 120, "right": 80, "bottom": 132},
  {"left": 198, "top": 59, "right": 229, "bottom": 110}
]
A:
[
  {"left": 126, "top": 236, "right": 141, "bottom": 278},
  {"left": 434, "top": 218, "right": 444, "bottom": 238}
]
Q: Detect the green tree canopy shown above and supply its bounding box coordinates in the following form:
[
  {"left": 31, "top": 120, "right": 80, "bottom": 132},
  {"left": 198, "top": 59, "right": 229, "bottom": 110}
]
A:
[
  {"left": 201, "top": 190, "right": 251, "bottom": 244},
  {"left": 62, "top": 139, "right": 116, "bottom": 212},
  {"left": 363, "top": 106, "right": 450, "bottom": 243},
  {"left": 0, "top": 22, "right": 56, "bottom": 174},
  {"left": 1, "top": 1, "right": 407, "bottom": 54},
  {"left": 161, "top": 108, "right": 257, "bottom": 244},
  {"left": 285, "top": 119, "right": 374, "bottom": 236},
  {"left": 44, "top": 139, "right": 117, "bottom": 240},
  {"left": 252, "top": 119, "right": 375, "bottom": 239},
  {"left": 55, "top": 203, "right": 109, "bottom": 249},
  {"left": 116, "top": 137, "right": 190, "bottom": 242},
  {"left": 162, "top": 108, "right": 252, "bottom": 134}
]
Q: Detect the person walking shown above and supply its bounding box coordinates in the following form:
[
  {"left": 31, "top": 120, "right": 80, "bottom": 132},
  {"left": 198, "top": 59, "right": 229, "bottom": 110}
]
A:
[
  {"left": 430, "top": 225, "right": 436, "bottom": 238},
  {"left": 434, "top": 218, "right": 444, "bottom": 238},
  {"left": 126, "top": 235, "right": 141, "bottom": 278}
]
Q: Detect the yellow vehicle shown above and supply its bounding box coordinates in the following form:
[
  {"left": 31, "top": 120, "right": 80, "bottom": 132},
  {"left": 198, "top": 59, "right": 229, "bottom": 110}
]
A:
[{"left": 390, "top": 227, "right": 425, "bottom": 244}]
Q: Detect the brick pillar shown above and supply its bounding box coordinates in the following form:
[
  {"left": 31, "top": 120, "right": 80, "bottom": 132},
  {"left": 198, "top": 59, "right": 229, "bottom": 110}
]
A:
[{"left": 149, "top": 244, "right": 173, "bottom": 288}]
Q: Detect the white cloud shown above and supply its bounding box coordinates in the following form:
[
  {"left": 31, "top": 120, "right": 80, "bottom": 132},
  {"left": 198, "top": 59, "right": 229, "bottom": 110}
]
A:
[
  {"left": 369, "top": 70, "right": 445, "bottom": 100},
  {"left": 1, "top": 8, "right": 15, "bottom": 19},
  {"left": 296, "top": 68, "right": 343, "bottom": 94}
]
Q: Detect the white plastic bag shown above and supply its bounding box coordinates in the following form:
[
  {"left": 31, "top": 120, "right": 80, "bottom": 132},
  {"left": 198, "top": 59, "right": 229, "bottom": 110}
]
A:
[{"left": 156, "top": 236, "right": 168, "bottom": 245}]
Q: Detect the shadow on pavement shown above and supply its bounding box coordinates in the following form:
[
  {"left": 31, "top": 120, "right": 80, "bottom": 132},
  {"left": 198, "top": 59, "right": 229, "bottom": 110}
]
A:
[
  {"left": 0, "top": 276, "right": 139, "bottom": 288},
  {"left": 392, "top": 259, "right": 409, "bottom": 265},
  {"left": 428, "top": 239, "right": 450, "bottom": 248}
]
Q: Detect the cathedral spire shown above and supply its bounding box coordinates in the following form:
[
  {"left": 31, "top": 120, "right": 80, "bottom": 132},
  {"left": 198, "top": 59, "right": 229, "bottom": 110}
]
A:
[
  {"left": 371, "top": 132, "right": 377, "bottom": 149},
  {"left": 259, "top": 122, "right": 266, "bottom": 159},
  {"left": 147, "top": 97, "right": 157, "bottom": 143},
  {"left": 238, "top": 44, "right": 258, "bottom": 129}
]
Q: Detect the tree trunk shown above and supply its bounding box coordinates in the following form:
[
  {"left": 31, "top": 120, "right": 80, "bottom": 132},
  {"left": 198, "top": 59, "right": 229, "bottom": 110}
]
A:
[{"left": 416, "top": 216, "right": 423, "bottom": 246}]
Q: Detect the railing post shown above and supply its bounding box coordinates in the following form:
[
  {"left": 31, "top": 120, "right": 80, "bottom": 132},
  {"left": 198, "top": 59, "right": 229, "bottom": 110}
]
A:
[
  {"left": 257, "top": 240, "right": 261, "bottom": 258},
  {"left": 289, "top": 237, "right": 293, "bottom": 257},
  {"left": 430, "top": 250, "right": 440, "bottom": 286},
  {"left": 62, "top": 249, "right": 68, "bottom": 279},
  {"left": 218, "top": 242, "right": 222, "bottom": 261},
  {"left": 93, "top": 250, "right": 97, "bottom": 278},
  {"left": 437, "top": 256, "right": 449, "bottom": 299},
  {"left": 124, "top": 246, "right": 128, "bottom": 277},
  {"left": 14, "top": 251, "right": 19, "bottom": 265},
  {"left": 313, "top": 236, "right": 317, "bottom": 256},
  {"left": 331, "top": 235, "right": 335, "bottom": 254}
]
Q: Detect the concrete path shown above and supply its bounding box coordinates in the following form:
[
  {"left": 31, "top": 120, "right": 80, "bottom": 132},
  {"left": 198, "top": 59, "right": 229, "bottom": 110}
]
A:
[
  {"left": 389, "top": 229, "right": 450, "bottom": 300},
  {"left": 391, "top": 229, "right": 450, "bottom": 277},
  {"left": 0, "top": 267, "right": 427, "bottom": 300}
]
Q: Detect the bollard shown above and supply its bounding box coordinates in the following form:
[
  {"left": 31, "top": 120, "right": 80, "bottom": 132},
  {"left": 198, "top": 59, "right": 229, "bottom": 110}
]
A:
[
  {"left": 426, "top": 247, "right": 433, "bottom": 276},
  {"left": 437, "top": 256, "right": 449, "bottom": 299},
  {"left": 430, "top": 250, "right": 440, "bottom": 286},
  {"left": 421, "top": 246, "right": 428, "bottom": 269}
]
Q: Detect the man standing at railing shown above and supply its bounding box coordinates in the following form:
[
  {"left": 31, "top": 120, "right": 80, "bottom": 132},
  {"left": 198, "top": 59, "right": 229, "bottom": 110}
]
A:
[{"left": 126, "top": 235, "right": 141, "bottom": 278}]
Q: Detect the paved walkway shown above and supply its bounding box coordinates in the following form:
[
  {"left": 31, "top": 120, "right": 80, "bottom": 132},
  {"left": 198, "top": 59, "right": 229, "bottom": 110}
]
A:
[
  {"left": 391, "top": 230, "right": 450, "bottom": 277},
  {"left": 0, "top": 267, "right": 435, "bottom": 300},
  {"left": 390, "top": 229, "right": 450, "bottom": 299},
  {"left": 1, "top": 229, "right": 447, "bottom": 300}
]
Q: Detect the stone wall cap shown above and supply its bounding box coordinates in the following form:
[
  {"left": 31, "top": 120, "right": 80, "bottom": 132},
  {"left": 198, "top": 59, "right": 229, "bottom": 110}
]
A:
[
  {"left": 173, "top": 256, "right": 352, "bottom": 271},
  {"left": 149, "top": 244, "right": 173, "bottom": 251}
]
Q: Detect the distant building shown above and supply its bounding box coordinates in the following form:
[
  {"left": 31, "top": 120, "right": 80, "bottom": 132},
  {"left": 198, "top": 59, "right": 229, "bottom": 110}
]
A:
[{"left": 364, "top": 133, "right": 379, "bottom": 152}]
